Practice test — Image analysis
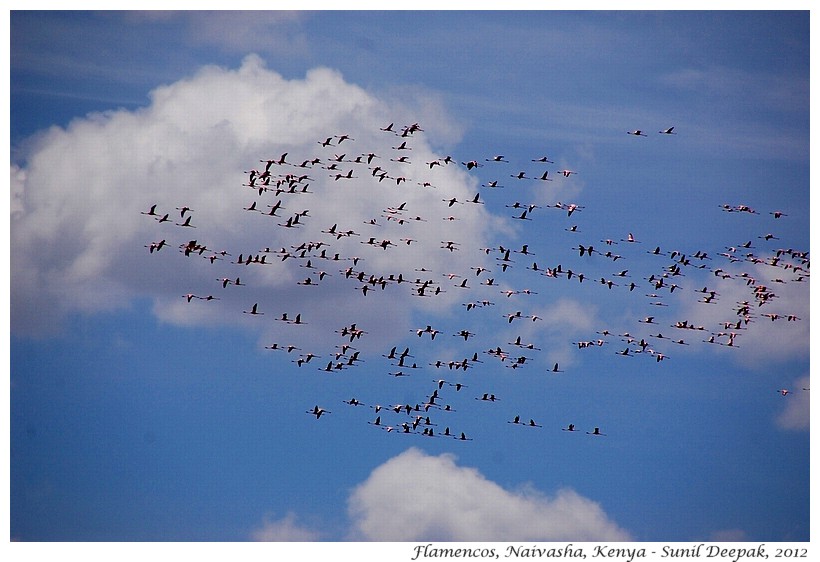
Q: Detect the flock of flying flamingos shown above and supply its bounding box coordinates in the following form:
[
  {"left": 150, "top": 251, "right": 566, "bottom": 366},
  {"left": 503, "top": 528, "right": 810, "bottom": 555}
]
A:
[{"left": 142, "top": 121, "right": 808, "bottom": 441}]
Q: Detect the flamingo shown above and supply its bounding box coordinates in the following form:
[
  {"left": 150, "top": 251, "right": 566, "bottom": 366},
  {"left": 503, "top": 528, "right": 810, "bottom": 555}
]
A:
[
  {"left": 402, "top": 122, "right": 423, "bottom": 135},
  {"left": 243, "top": 303, "right": 262, "bottom": 315},
  {"left": 174, "top": 215, "right": 196, "bottom": 228},
  {"left": 146, "top": 239, "right": 168, "bottom": 253},
  {"left": 306, "top": 405, "right": 330, "bottom": 419},
  {"left": 578, "top": 244, "right": 595, "bottom": 257}
]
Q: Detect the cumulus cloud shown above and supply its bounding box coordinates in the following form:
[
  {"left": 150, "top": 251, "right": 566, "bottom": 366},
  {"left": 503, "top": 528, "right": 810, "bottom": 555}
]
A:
[
  {"left": 10, "top": 164, "right": 25, "bottom": 218},
  {"left": 119, "top": 11, "right": 308, "bottom": 55},
  {"left": 11, "top": 54, "right": 506, "bottom": 342},
  {"left": 250, "top": 512, "right": 322, "bottom": 542},
  {"left": 185, "top": 11, "right": 308, "bottom": 55},
  {"left": 775, "top": 375, "right": 810, "bottom": 430},
  {"left": 675, "top": 261, "right": 809, "bottom": 368},
  {"left": 500, "top": 298, "right": 599, "bottom": 368},
  {"left": 347, "top": 447, "right": 632, "bottom": 541}
]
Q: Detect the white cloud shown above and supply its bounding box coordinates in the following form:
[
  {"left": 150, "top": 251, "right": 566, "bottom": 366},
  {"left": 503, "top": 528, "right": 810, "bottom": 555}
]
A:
[
  {"left": 775, "top": 375, "right": 810, "bottom": 431},
  {"left": 676, "top": 262, "right": 809, "bottom": 368},
  {"left": 250, "top": 512, "right": 322, "bottom": 542},
  {"left": 10, "top": 54, "right": 503, "bottom": 341},
  {"left": 10, "top": 164, "right": 25, "bottom": 218},
  {"left": 346, "top": 447, "right": 632, "bottom": 541},
  {"left": 501, "top": 298, "right": 599, "bottom": 368},
  {"left": 186, "top": 12, "right": 308, "bottom": 55},
  {"left": 118, "top": 11, "right": 308, "bottom": 56}
]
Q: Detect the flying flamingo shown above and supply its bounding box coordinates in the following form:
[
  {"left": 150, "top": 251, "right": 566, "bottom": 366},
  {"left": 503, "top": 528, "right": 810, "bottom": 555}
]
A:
[
  {"left": 243, "top": 303, "right": 263, "bottom": 315},
  {"left": 306, "top": 405, "right": 330, "bottom": 419}
]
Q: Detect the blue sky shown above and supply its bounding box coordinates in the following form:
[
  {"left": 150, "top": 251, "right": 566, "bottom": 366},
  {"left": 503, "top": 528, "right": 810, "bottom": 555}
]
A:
[{"left": 8, "top": 8, "right": 812, "bottom": 553}]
